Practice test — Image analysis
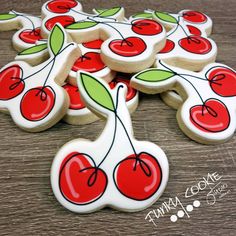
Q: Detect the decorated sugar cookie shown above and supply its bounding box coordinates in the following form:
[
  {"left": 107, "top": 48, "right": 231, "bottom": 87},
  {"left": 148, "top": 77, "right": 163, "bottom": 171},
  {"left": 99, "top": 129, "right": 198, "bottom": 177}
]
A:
[
  {"left": 16, "top": 39, "right": 115, "bottom": 84},
  {"left": 41, "top": 1, "right": 124, "bottom": 37},
  {"left": 154, "top": 14, "right": 217, "bottom": 71},
  {"left": 0, "top": 24, "right": 80, "bottom": 132},
  {"left": 0, "top": 10, "right": 42, "bottom": 51},
  {"left": 40, "top": 0, "right": 166, "bottom": 73},
  {"left": 131, "top": 9, "right": 212, "bottom": 37},
  {"left": 130, "top": 10, "right": 216, "bottom": 108},
  {"left": 63, "top": 76, "right": 139, "bottom": 125},
  {"left": 131, "top": 60, "right": 236, "bottom": 144},
  {"left": 152, "top": 10, "right": 214, "bottom": 109},
  {"left": 51, "top": 72, "right": 169, "bottom": 213},
  {"left": 130, "top": 10, "right": 216, "bottom": 71}
]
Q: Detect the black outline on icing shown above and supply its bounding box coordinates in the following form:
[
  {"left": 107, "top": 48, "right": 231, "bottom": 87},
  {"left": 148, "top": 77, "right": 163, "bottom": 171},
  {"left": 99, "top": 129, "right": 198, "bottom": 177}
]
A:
[
  {"left": 112, "top": 77, "right": 137, "bottom": 101},
  {"left": 154, "top": 11, "right": 178, "bottom": 24},
  {"left": 189, "top": 98, "right": 230, "bottom": 133},
  {"left": 1, "top": 12, "right": 41, "bottom": 46},
  {"left": 20, "top": 43, "right": 74, "bottom": 82},
  {"left": 12, "top": 12, "right": 36, "bottom": 30},
  {"left": 44, "top": 7, "right": 162, "bottom": 60},
  {"left": 46, "top": 0, "right": 78, "bottom": 14},
  {"left": 163, "top": 15, "right": 211, "bottom": 58},
  {"left": 182, "top": 10, "right": 208, "bottom": 25},
  {"left": 205, "top": 65, "right": 236, "bottom": 98},
  {"left": 0, "top": 27, "right": 75, "bottom": 128},
  {"left": 49, "top": 24, "right": 65, "bottom": 56},
  {"left": 166, "top": 16, "right": 189, "bottom": 38},
  {"left": 0, "top": 13, "right": 17, "bottom": 21},
  {"left": 72, "top": 52, "right": 106, "bottom": 73},
  {"left": 109, "top": 36, "right": 147, "bottom": 57},
  {"left": 135, "top": 68, "right": 175, "bottom": 82},
  {"left": 62, "top": 84, "right": 85, "bottom": 111},
  {"left": 66, "top": 21, "right": 98, "bottom": 30},
  {"left": 20, "top": 85, "right": 56, "bottom": 122},
  {"left": 45, "top": 15, "right": 75, "bottom": 31},
  {"left": 18, "top": 28, "right": 42, "bottom": 45},
  {"left": 80, "top": 72, "right": 115, "bottom": 112},
  {"left": 113, "top": 152, "right": 163, "bottom": 201},
  {"left": 178, "top": 35, "right": 212, "bottom": 55},
  {"left": 77, "top": 5, "right": 121, "bottom": 20},
  {"left": 66, "top": 77, "right": 137, "bottom": 112},
  {"left": 19, "top": 43, "right": 47, "bottom": 56},
  {"left": 0, "top": 65, "right": 25, "bottom": 101},
  {"left": 157, "top": 61, "right": 233, "bottom": 134},
  {"left": 94, "top": 20, "right": 127, "bottom": 41},
  {"left": 94, "top": 7, "right": 122, "bottom": 18},
  {"left": 59, "top": 152, "right": 108, "bottom": 206},
  {"left": 82, "top": 39, "right": 103, "bottom": 49},
  {"left": 131, "top": 18, "right": 163, "bottom": 36},
  {"left": 186, "top": 24, "right": 202, "bottom": 36},
  {"left": 159, "top": 60, "right": 205, "bottom": 104},
  {"left": 57, "top": 77, "right": 164, "bottom": 206},
  {"left": 159, "top": 39, "right": 175, "bottom": 54}
]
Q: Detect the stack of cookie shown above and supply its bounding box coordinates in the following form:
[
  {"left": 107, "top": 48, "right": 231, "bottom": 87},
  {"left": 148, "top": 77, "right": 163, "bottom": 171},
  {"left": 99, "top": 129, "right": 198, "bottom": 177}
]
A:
[{"left": 0, "top": 0, "right": 235, "bottom": 213}]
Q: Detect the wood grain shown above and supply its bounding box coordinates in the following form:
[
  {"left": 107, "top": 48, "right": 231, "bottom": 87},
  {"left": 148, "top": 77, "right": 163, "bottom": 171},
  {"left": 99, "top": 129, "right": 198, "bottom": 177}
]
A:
[{"left": 0, "top": 0, "right": 235, "bottom": 235}]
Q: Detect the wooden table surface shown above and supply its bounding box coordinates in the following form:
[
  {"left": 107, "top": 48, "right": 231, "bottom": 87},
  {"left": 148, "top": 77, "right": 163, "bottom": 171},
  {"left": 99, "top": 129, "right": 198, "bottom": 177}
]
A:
[{"left": 0, "top": 0, "right": 235, "bottom": 235}]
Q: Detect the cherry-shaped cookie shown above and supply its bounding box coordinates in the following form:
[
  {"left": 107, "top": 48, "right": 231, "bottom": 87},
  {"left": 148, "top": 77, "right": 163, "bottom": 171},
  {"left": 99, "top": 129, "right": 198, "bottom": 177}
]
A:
[
  {"left": 131, "top": 60, "right": 236, "bottom": 144},
  {"left": 162, "top": 65, "right": 236, "bottom": 109},
  {"left": 152, "top": 12, "right": 217, "bottom": 71},
  {"left": 131, "top": 9, "right": 212, "bottom": 37},
  {"left": 0, "top": 10, "right": 42, "bottom": 51},
  {"left": 130, "top": 9, "right": 216, "bottom": 71},
  {"left": 0, "top": 24, "right": 81, "bottom": 132},
  {"left": 51, "top": 72, "right": 168, "bottom": 213},
  {"left": 139, "top": 11, "right": 216, "bottom": 111},
  {"left": 130, "top": 9, "right": 216, "bottom": 109},
  {"left": 41, "top": 0, "right": 166, "bottom": 73}
]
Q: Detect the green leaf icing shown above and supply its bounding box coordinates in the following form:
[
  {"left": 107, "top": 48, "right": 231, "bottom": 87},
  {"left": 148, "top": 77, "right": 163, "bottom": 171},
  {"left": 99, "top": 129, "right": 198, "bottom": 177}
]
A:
[
  {"left": 49, "top": 25, "right": 64, "bottom": 56},
  {"left": 0, "top": 14, "right": 17, "bottom": 21},
  {"left": 135, "top": 69, "right": 175, "bottom": 82},
  {"left": 66, "top": 21, "right": 98, "bottom": 30},
  {"left": 154, "top": 12, "right": 178, "bottom": 24},
  {"left": 80, "top": 73, "right": 115, "bottom": 111},
  {"left": 94, "top": 7, "right": 121, "bottom": 17},
  {"left": 19, "top": 44, "right": 47, "bottom": 55}
]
